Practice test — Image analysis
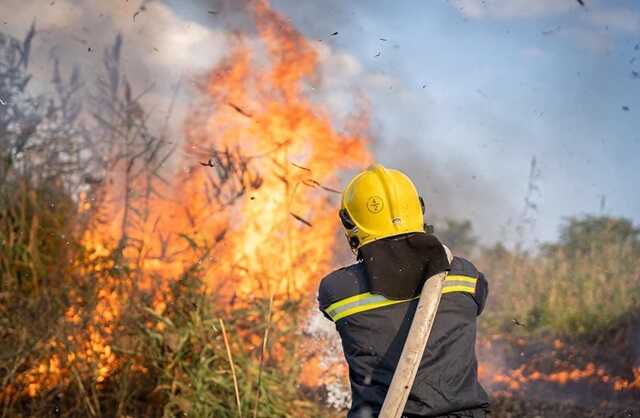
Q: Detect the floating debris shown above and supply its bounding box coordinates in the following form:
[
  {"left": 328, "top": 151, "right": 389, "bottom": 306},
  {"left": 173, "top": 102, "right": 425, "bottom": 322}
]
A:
[
  {"left": 330, "top": 31, "right": 338, "bottom": 36},
  {"left": 542, "top": 26, "right": 561, "bottom": 36},
  {"left": 228, "top": 102, "right": 252, "bottom": 118},
  {"left": 632, "top": 71, "right": 639, "bottom": 79},
  {"left": 374, "top": 51, "right": 381, "bottom": 57},
  {"left": 622, "top": 106, "right": 630, "bottom": 111},
  {"left": 290, "top": 162, "right": 312, "bottom": 172},
  {"left": 320, "top": 185, "right": 340, "bottom": 194},
  {"left": 290, "top": 212, "right": 312, "bottom": 227},
  {"left": 133, "top": 5, "right": 147, "bottom": 21},
  {"left": 512, "top": 318, "right": 526, "bottom": 327},
  {"left": 0, "top": 97, "right": 7, "bottom": 106},
  {"left": 301, "top": 178, "right": 340, "bottom": 194},
  {"left": 200, "top": 159, "right": 216, "bottom": 167},
  {"left": 379, "top": 37, "right": 388, "bottom": 41},
  {"left": 208, "top": 10, "right": 218, "bottom": 15},
  {"left": 302, "top": 179, "right": 320, "bottom": 188},
  {"left": 576, "top": 0, "right": 585, "bottom": 6}
]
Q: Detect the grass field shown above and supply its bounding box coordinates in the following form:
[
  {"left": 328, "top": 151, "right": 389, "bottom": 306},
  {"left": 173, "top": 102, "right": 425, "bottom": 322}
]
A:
[{"left": 476, "top": 216, "right": 640, "bottom": 340}]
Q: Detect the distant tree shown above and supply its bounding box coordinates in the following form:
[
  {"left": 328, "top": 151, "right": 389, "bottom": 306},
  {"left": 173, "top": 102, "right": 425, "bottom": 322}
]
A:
[
  {"left": 438, "top": 218, "right": 477, "bottom": 255},
  {"left": 543, "top": 215, "right": 640, "bottom": 257},
  {"left": 481, "top": 242, "right": 510, "bottom": 259}
]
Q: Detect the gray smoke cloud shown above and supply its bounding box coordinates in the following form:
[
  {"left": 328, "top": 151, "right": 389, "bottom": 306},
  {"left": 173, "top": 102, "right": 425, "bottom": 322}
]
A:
[
  {"left": 0, "top": 0, "right": 231, "bottom": 143},
  {"left": 376, "top": 136, "right": 516, "bottom": 244}
]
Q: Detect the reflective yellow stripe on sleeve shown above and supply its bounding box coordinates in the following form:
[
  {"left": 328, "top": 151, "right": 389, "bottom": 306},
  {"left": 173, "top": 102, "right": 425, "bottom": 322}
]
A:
[
  {"left": 442, "top": 275, "right": 477, "bottom": 295},
  {"left": 324, "top": 275, "right": 478, "bottom": 322}
]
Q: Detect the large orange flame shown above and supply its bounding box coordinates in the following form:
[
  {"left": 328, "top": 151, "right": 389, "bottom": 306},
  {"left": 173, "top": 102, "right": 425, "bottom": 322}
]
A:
[
  {"left": 186, "top": 0, "right": 371, "bottom": 299},
  {"left": 8, "top": 0, "right": 370, "bottom": 398}
]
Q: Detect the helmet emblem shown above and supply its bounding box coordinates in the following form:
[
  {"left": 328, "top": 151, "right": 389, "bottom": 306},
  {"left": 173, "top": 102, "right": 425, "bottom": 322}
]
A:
[{"left": 367, "top": 196, "right": 384, "bottom": 214}]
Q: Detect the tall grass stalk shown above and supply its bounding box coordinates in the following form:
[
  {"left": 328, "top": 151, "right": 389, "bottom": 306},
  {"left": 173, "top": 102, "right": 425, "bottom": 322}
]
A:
[
  {"left": 220, "top": 318, "right": 243, "bottom": 418},
  {"left": 253, "top": 291, "right": 274, "bottom": 418}
]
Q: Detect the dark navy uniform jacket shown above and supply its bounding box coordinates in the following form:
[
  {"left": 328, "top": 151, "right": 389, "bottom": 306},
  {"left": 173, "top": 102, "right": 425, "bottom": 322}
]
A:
[{"left": 318, "top": 256, "right": 489, "bottom": 418}]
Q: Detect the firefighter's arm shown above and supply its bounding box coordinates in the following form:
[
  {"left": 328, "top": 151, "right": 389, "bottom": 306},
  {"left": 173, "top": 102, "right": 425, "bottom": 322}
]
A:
[
  {"left": 317, "top": 274, "right": 335, "bottom": 321},
  {"left": 474, "top": 272, "right": 489, "bottom": 316}
]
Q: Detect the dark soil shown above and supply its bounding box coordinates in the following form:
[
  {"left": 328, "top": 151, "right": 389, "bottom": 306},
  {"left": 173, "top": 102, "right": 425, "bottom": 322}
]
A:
[
  {"left": 478, "top": 312, "right": 640, "bottom": 408},
  {"left": 482, "top": 312, "right": 640, "bottom": 418},
  {"left": 490, "top": 396, "right": 640, "bottom": 418}
]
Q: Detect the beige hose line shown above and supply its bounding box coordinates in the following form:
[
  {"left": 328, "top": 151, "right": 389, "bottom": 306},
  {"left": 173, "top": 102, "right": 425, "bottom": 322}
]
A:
[{"left": 378, "top": 245, "right": 453, "bottom": 418}]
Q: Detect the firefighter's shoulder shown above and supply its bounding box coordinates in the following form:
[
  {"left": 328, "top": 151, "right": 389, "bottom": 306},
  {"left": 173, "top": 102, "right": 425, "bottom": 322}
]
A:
[
  {"left": 318, "top": 262, "right": 366, "bottom": 311},
  {"left": 449, "top": 256, "right": 480, "bottom": 277}
]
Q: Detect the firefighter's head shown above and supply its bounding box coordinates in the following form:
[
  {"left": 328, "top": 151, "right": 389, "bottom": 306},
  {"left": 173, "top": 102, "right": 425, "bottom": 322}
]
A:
[{"left": 339, "top": 164, "right": 426, "bottom": 249}]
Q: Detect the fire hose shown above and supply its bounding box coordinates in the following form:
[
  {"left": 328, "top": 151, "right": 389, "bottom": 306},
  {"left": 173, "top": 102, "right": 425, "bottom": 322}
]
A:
[{"left": 378, "top": 245, "right": 453, "bottom": 418}]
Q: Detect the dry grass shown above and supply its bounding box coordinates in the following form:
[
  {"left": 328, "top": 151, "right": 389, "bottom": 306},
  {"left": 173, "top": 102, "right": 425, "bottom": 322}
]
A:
[{"left": 478, "top": 217, "right": 640, "bottom": 338}]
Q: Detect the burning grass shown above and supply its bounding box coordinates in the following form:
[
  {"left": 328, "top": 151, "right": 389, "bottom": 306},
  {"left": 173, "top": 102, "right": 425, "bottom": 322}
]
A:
[{"left": 1, "top": 253, "right": 334, "bottom": 417}]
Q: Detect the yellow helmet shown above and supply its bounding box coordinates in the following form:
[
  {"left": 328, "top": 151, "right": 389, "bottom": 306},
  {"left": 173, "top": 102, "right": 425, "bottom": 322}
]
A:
[{"left": 340, "top": 164, "right": 425, "bottom": 249}]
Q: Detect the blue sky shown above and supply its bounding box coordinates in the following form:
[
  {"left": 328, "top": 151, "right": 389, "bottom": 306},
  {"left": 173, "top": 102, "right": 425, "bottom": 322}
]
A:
[{"left": 2, "top": 0, "right": 638, "bottom": 246}]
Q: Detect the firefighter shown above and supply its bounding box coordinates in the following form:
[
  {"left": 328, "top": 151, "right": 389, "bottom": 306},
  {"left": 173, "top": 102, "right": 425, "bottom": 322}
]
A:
[{"left": 318, "top": 164, "right": 490, "bottom": 418}]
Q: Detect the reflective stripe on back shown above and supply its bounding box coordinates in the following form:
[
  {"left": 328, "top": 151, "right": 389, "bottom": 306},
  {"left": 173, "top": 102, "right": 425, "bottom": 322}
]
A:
[{"left": 324, "top": 274, "right": 477, "bottom": 322}]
